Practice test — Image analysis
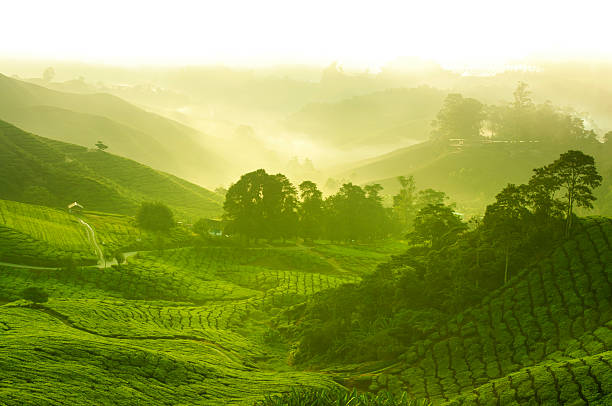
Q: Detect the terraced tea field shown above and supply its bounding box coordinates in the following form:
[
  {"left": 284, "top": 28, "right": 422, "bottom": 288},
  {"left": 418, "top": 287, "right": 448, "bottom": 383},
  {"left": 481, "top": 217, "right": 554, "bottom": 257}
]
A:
[
  {"left": 0, "top": 226, "right": 405, "bottom": 404},
  {"left": 354, "top": 217, "right": 612, "bottom": 405}
]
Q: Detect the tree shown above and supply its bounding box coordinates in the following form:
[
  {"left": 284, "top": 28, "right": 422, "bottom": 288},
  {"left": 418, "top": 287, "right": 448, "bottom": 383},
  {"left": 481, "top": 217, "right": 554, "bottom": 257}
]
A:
[
  {"left": 431, "top": 93, "right": 484, "bottom": 141},
  {"left": 266, "top": 173, "right": 299, "bottom": 241},
  {"left": 526, "top": 164, "right": 563, "bottom": 222},
  {"left": 114, "top": 250, "right": 125, "bottom": 268},
  {"left": 136, "top": 202, "right": 174, "bottom": 233},
  {"left": 483, "top": 184, "right": 530, "bottom": 284},
  {"left": 325, "top": 183, "right": 369, "bottom": 242},
  {"left": 512, "top": 81, "right": 534, "bottom": 111},
  {"left": 392, "top": 176, "right": 417, "bottom": 232},
  {"left": 223, "top": 169, "right": 298, "bottom": 241},
  {"left": 298, "top": 181, "right": 324, "bottom": 241},
  {"left": 416, "top": 188, "right": 448, "bottom": 208},
  {"left": 42, "top": 67, "right": 55, "bottom": 82},
  {"left": 192, "top": 218, "right": 209, "bottom": 238},
  {"left": 22, "top": 287, "right": 49, "bottom": 303},
  {"left": 409, "top": 203, "right": 467, "bottom": 250},
  {"left": 547, "top": 150, "right": 602, "bottom": 235},
  {"left": 95, "top": 140, "right": 108, "bottom": 151}
]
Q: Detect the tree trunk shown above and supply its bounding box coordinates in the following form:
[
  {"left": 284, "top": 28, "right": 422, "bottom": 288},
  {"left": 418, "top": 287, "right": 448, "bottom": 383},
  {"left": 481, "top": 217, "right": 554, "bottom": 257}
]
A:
[{"left": 504, "top": 246, "right": 509, "bottom": 284}]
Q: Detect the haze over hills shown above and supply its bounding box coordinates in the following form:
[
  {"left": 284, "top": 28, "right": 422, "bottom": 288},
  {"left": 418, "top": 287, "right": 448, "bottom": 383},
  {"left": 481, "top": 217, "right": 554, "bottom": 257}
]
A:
[
  {"left": 334, "top": 139, "right": 612, "bottom": 216},
  {"left": 0, "top": 120, "right": 223, "bottom": 220},
  {"left": 0, "top": 73, "right": 229, "bottom": 187}
]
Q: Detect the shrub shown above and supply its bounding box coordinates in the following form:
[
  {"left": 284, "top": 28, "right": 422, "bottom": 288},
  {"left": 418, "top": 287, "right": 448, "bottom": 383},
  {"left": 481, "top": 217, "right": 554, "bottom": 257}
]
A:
[{"left": 22, "top": 287, "right": 49, "bottom": 303}]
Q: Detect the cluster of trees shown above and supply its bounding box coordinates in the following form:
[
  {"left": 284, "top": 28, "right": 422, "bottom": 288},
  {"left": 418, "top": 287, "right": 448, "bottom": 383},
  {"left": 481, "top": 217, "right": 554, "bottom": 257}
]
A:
[
  {"left": 292, "top": 150, "right": 602, "bottom": 365},
  {"left": 432, "top": 82, "right": 600, "bottom": 144},
  {"left": 484, "top": 149, "right": 602, "bottom": 282},
  {"left": 136, "top": 202, "right": 175, "bottom": 233},
  {"left": 223, "top": 169, "right": 392, "bottom": 242}
]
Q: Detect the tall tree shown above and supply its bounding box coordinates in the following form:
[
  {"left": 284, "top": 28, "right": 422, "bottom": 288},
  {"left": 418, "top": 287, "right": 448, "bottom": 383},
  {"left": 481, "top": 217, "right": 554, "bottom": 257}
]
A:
[
  {"left": 526, "top": 164, "right": 563, "bottom": 222},
  {"left": 223, "top": 169, "right": 299, "bottom": 241},
  {"left": 223, "top": 169, "right": 268, "bottom": 240},
  {"left": 392, "top": 176, "right": 417, "bottom": 232},
  {"left": 409, "top": 203, "right": 466, "bottom": 250},
  {"left": 298, "top": 181, "right": 324, "bottom": 241},
  {"left": 547, "top": 150, "right": 602, "bottom": 235},
  {"left": 431, "top": 93, "right": 484, "bottom": 141},
  {"left": 483, "top": 184, "right": 530, "bottom": 284}
]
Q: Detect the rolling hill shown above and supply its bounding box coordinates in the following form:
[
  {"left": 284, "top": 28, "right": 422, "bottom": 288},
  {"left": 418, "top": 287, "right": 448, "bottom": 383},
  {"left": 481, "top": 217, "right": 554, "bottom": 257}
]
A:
[
  {"left": 336, "top": 140, "right": 612, "bottom": 215},
  {"left": 333, "top": 217, "right": 612, "bottom": 405},
  {"left": 285, "top": 87, "right": 445, "bottom": 148},
  {"left": 0, "top": 73, "right": 228, "bottom": 186},
  {"left": 0, "top": 221, "right": 407, "bottom": 404},
  {"left": 0, "top": 120, "right": 223, "bottom": 220}
]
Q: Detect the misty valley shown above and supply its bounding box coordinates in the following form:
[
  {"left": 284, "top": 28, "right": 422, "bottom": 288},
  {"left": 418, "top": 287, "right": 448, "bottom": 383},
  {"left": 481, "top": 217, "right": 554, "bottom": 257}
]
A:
[{"left": 2, "top": 21, "right": 612, "bottom": 406}]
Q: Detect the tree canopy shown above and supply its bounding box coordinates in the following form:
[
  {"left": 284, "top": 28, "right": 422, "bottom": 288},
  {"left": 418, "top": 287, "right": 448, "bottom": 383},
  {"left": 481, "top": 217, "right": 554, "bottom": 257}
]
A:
[{"left": 136, "top": 202, "right": 175, "bottom": 233}]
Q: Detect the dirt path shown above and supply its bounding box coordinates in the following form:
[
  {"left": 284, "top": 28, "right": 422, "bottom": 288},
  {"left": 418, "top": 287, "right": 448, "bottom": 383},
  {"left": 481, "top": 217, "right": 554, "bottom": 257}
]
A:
[{"left": 78, "top": 218, "right": 105, "bottom": 266}]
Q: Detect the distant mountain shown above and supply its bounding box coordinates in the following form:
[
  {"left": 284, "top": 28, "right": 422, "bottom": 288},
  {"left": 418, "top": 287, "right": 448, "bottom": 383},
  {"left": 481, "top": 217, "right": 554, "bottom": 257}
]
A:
[
  {"left": 0, "top": 120, "right": 223, "bottom": 220},
  {"left": 285, "top": 87, "right": 446, "bottom": 148},
  {"left": 0, "top": 73, "right": 228, "bottom": 187},
  {"left": 337, "top": 140, "right": 612, "bottom": 215}
]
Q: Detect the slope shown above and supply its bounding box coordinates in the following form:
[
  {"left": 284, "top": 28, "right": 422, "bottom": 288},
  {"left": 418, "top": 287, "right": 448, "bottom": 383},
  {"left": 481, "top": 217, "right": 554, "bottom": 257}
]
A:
[
  {"left": 337, "top": 140, "right": 611, "bottom": 215},
  {"left": 358, "top": 217, "right": 612, "bottom": 405},
  {"left": 0, "top": 120, "right": 223, "bottom": 220},
  {"left": 0, "top": 73, "right": 228, "bottom": 186},
  {"left": 0, "top": 239, "right": 406, "bottom": 403},
  {"left": 286, "top": 87, "right": 445, "bottom": 148}
]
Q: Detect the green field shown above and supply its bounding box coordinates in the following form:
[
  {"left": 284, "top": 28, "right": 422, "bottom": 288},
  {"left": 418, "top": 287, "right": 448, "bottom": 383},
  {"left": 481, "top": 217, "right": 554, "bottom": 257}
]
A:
[
  {"left": 0, "top": 218, "right": 407, "bottom": 404},
  {"left": 1, "top": 194, "right": 611, "bottom": 404}
]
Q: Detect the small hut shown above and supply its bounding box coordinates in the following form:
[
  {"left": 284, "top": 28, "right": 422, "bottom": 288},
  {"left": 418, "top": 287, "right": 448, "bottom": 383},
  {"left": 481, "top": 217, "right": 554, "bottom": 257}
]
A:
[{"left": 67, "top": 202, "right": 84, "bottom": 213}]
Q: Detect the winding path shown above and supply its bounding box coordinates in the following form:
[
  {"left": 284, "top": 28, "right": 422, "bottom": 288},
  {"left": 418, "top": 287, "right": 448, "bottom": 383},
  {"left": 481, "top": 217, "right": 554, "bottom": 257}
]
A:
[{"left": 78, "top": 218, "right": 105, "bottom": 266}]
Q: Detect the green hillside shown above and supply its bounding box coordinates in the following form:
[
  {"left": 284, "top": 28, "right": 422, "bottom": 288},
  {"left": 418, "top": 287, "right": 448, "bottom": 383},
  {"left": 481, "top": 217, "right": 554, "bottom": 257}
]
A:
[
  {"left": 0, "top": 121, "right": 223, "bottom": 220},
  {"left": 338, "top": 140, "right": 612, "bottom": 215},
  {"left": 0, "top": 73, "right": 228, "bottom": 186},
  {"left": 335, "top": 217, "right": 612, "bottom": 404},
  {"left": 0, "top": 220, "right": 406, "bottom": 404}
]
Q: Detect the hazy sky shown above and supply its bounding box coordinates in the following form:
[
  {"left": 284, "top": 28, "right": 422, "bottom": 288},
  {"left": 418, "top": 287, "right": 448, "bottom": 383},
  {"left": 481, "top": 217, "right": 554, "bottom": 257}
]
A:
[{"left": 2, "top": 0, "right": 611, "bottom": 69}]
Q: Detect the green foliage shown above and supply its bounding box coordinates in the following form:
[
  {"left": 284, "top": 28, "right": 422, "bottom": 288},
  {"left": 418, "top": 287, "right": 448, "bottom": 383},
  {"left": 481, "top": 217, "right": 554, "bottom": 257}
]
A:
[
  {"left": 136, "top": 202, "right": 175, "bottom": 233},
  {"left": 192, "top": 218, "right": 209, "bottom": 237},
  {"left": 256, "top": 387, "right": 431, "bottom": 406},
  {"left": 299, "top": 180, "right": 324, "bottom": 240},
  {"left": 224, "top": 171, "right": 392, "bottom": 242},
  {"left": 431, "top": 93, "right": 484, "bottom": 141},
  {"left": 409, "top": 203, "right": 466, "bottom": 249},
  {"left": 21, "top": 286, "right": 48, "bottom": 303},
  {"left": 224, "top": 169, "right": 299, "bottom": 240}
]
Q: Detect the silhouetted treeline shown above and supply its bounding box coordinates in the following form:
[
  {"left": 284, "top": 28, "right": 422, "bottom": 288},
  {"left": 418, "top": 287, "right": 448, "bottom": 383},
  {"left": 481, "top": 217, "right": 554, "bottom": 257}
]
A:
[
  {"left": 432, "top": 82, "right": 601, "bottom": 144},
  {"left": 222, "top": 169, "right": 393, "bottom": 242}
]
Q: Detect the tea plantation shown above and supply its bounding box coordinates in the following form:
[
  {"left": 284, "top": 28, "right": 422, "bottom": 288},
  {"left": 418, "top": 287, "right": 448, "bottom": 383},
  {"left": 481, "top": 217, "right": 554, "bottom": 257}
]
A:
[
  {"left": 0, "top": 213, "right": 406, "bottom": 405},
  {"left": 1, "top": 202, "right": 611, "bottom": 404},
  {"left": 348, "top": 217, "right": 612, "bottom": 405}
]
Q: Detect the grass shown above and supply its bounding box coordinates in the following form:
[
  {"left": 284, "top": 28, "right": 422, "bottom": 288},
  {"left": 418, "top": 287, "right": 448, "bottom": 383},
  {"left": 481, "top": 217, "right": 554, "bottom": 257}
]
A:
[
  {"left": 0, "top": 199, "right": 91, "bottom": 252},
  {"left": 0, "top": 120, "right": 223, "bottom": 221}
]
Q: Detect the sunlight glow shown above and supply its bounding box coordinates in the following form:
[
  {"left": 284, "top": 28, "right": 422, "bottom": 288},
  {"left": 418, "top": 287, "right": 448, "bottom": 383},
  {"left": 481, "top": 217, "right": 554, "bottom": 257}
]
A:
[{"left": 1, "top": 0, "right": 611, "bottom": 69}]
